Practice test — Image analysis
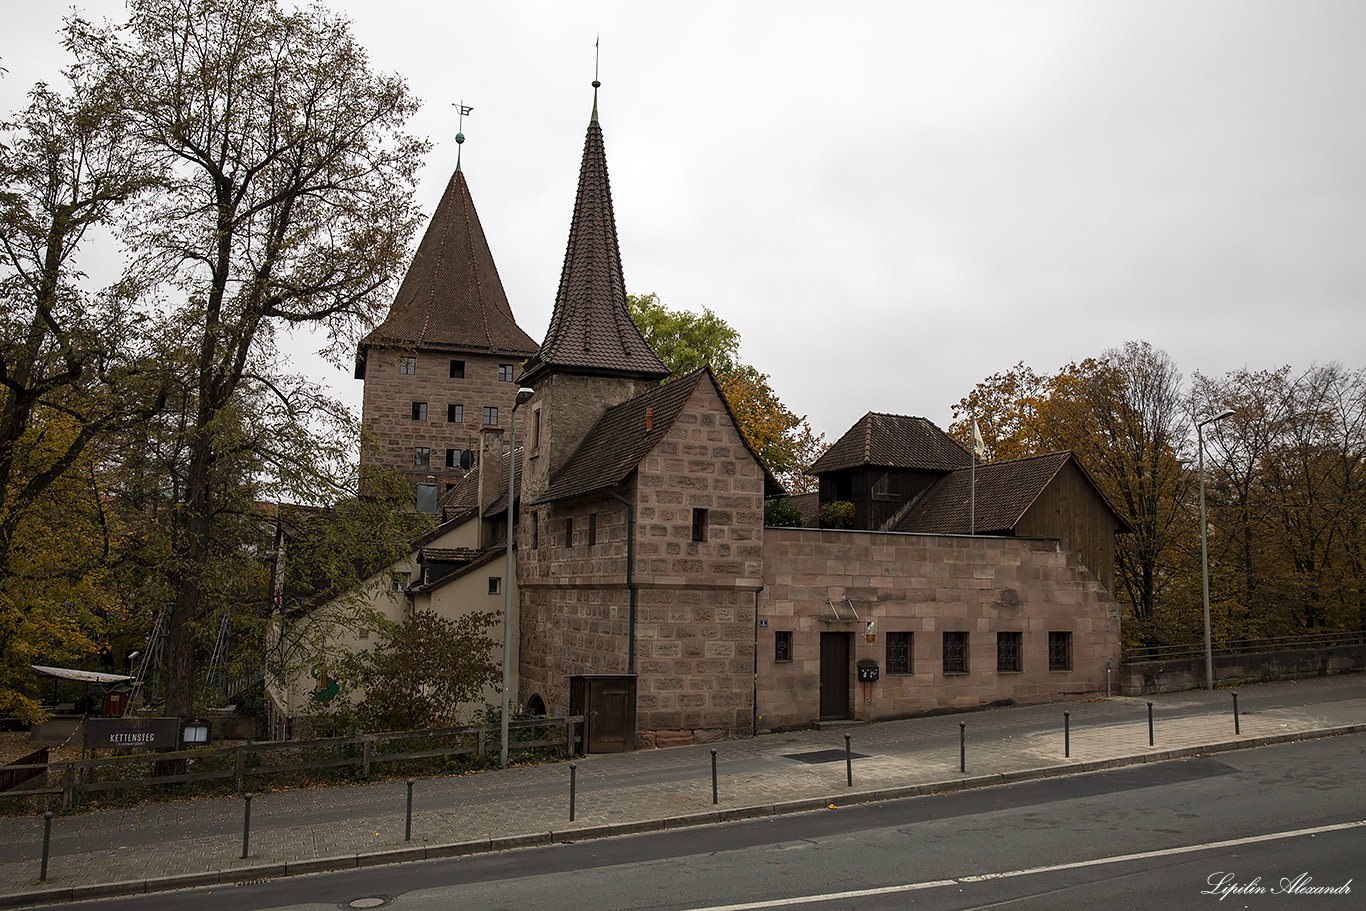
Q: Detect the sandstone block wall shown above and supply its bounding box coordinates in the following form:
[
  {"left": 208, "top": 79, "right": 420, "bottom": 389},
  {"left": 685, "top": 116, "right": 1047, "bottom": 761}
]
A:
[
  {"left": 757, "top": 528, "right": 1122, "bottom": 731},
  {"left": 360, "top": 347, "right": 523, "bottom": 485},
  {"left": 518, "top": 377, "right": 766, "bottom": 748}
]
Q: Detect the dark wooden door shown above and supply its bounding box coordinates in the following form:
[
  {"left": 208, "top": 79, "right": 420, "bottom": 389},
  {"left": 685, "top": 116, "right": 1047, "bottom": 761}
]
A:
[
  {"left": 820, "top": 632, "right": 850, "bottom": 720},
  {"left": 569, "top": 675, "right": 637, "bottom": 753}
]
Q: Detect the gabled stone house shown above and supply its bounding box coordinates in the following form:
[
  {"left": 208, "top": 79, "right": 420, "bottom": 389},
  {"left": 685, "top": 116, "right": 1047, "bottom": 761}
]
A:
[{"left": 312, "top": 83, "right": 1130, "bottom": 749}]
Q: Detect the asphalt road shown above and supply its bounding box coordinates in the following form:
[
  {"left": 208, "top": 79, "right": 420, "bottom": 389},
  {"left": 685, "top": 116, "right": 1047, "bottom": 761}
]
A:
[{"left": 64, "top": 731, "right": 1365, "bottom": 911}]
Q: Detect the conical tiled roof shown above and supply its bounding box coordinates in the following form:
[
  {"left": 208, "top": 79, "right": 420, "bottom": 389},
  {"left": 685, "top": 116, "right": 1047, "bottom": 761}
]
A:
[
  {"left": 361, "top": 168, "right": 538, "bottom": 356},
  {"left": 519, "top": 102, "right": 669, "bottom": 385}
]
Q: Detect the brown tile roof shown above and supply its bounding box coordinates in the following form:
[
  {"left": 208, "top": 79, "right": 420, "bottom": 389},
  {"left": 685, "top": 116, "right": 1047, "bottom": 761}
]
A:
[
  {"left": 436, "top": 447, "right": 523, "bottom": 518},
  {"left": 893, "top": 451, "right": 1130, "bottom": 535},
  {"left": 361, "top": 168, "right": 539, "bottom": 357},
  {"left": 809, "top": 412, "right": 973, "bottom": 474},
  {"left": 788, "top": 492, "right": 820, "bottom": 527},
  {"left": 539, "top": 367, "right": 784, "bottom": 503},
  {"left": 519, "top": 111, "right": 669, "bottom": 385}
]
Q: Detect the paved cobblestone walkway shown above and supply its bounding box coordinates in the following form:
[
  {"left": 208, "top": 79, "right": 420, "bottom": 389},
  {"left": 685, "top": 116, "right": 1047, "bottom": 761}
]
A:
[{"left": 1, "top": 675, "right": 1361, "bottom": 908}]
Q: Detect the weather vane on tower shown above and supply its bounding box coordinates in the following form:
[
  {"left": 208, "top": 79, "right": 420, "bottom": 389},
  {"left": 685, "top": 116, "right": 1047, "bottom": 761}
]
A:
[{"left": 453, "top": 100, "right": 473, "bottom": 170}]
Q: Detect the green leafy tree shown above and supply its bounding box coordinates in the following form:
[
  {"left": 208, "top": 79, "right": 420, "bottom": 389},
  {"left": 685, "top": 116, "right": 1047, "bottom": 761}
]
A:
[
  {"left": 334, "top": 608, "right": 501, "bottom": 731},
  {"left": 0, "top": 75, "right": 166, "bottom": 720},
  {"left": 69, "top": 0, "right": 427, "bottom": 718},
  {"left": 628, "top": 293, "right": 824, "bottom": 493}
]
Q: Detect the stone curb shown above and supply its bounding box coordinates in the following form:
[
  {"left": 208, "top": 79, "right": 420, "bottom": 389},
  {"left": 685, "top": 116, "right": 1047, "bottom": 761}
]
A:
[{"left": 2, "top": 724, "right": 1362, "bottom": 910}]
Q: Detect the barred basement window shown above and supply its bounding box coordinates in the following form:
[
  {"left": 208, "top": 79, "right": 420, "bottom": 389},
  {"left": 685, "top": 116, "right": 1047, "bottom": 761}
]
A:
[
  {"left": 886, "top": 631, "right": 913, "bottom": 674},
  {"left": 411, "top": 401, "right": 427, "bottom": 420},
  {"left": 399, "top": 356, "right": 416, "bottom": 375},
  {"left": 449, "top": 359, "right": 464, "bottom": 378},
  {"left": 997, "top": 631, "right": 1023, "bottom": 672},
  {"left": 447, "top": 404, "right": 462, "bottom": 423},
  {"left": 775, "top": 630, "right": 793, "bottom": 662},
  {"left": 1049, "top": 631, "right": 1073, "bottom": 671},
  {"left": 498, "top": 364, "right": 514, "bottom": 382},
  {"left": 943, "top": 631, "right": 969, "bottom": 674}
]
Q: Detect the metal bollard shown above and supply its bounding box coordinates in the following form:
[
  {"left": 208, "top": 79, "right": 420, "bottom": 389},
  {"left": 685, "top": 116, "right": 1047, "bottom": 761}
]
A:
[
  {"left": 569, "top": 762, "right": 577, "bottom": 822},
  {"left": 844, "top": 732, "right": 852, "bottom": 787},
  {"left": 1232, "top": 692, "right": 1240, "bottom": 735},
  {"left": 39, "top": 811, "right": 53, "bottom": 883},
  {"left": 1147, "top": 702, "right": 1154, "bottom": 746},
  {"left": 711, "top": 749, "right": 718, "bottom": 805},
  {"left": 405, "top": 778, "right": 414, "bottom": 842},
  {"left": 241, "top": 793, "right": 252, "bottom": 859},
  {"left": 959, "top": 721, "right": 966, "bottom": 773},
  {"left": 1064, "top": 711, "right": 1071, "bottom": 758}
]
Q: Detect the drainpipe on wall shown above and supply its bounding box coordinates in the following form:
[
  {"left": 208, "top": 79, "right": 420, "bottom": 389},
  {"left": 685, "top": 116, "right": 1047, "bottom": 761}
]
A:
[
  {"left": 752, "top": 589, "right": 761, "bottom": 737},
  {"left": 607, "top": 485, "right": 637, "bottom": 674}
]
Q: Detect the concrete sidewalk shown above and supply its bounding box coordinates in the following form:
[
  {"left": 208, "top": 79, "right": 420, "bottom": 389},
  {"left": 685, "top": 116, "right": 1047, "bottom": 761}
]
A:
[{"left": 1, "top": 675, "right": 1362, "bottom": 908}]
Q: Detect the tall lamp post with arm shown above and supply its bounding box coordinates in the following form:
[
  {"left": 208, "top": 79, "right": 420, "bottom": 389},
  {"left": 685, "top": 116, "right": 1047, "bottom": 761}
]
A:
[
  {"left": 1198, "top": 408, "right": 1235, "bottom": 690},
  {"left": 502, "top": 387, "right": 535, "bottom": 769}
]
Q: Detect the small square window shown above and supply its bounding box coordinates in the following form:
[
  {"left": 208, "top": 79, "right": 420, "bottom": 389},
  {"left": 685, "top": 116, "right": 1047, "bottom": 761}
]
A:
[
  {"left": 399, "top": 356, "right": 416, "bottom": 375},
  {"left": 414, "top": 447, "right": 430, "bottom": 467},
  {"left": 564, "top": 517, "right": 573, "bottom": 547},
  {"left": 775, "top": 631, "right": 793, "bottom": 662},
  {"left": 886, "top": 632, "right": 913, "bottom": 674},
  {"left": 483, "top": 406, "right": 498, "bottom": 426},
  {"left": 943, "top": 631, "right": 969, "bottom": 674},
  {"left": 448, "top": 404, "right": 463, "bottom": 423},
  {"left": 449, "top": 359, "right": 464, "bottom": 378},
  {"left": 997, "top": 631, "right": 1023, "bottom": 672},
  {"left": 411, "top": 401, "right": 427, "bottom": 421},
  {"left": 1049, "top": 632, "right": 1073, "bottom": 671},
  {"left": 588, "top": 513, "right": 597, "bottom": 546},
  {"left": 488, "top": 577, "right": 502, "bottom": 595},
  {"left": 691, "top": 508, "right": 708, "bottom": 542},
  {"left": 498, "top": 364, "right": 514, "bottom": 382}
]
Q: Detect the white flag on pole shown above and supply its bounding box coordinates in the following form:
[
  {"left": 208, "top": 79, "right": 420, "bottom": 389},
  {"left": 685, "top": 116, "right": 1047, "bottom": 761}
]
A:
[{"left": 972, "top": 418, "right": 987, "bottom": 461}]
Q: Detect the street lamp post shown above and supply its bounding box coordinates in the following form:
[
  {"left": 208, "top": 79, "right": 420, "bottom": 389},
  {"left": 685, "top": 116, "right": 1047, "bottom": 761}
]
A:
[
  {"left": 502, "top": 387, "right": 535, "bottom": 770},
  {"left": 1198, "top": 408, "right": 1235, "bottom": 691}
]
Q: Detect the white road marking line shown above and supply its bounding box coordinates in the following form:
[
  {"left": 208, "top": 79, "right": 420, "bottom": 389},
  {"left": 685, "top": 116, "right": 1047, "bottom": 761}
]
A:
[{"left": 676, "top": 819, "right": 1366, "bottom": 911}]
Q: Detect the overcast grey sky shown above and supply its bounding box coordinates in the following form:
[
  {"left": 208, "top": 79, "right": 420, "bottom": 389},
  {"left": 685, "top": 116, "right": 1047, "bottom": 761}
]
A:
[{"left": 5, "top": 0, "right": 1364, "bottom": 443}]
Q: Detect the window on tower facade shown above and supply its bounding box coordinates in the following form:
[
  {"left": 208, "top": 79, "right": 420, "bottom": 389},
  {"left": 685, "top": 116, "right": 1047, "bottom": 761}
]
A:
[
  {"left": 1049, "top": 632, "right": 1073, "bottom": 671},
  {"left": 414, "top": 447, "right": 430, "bottom": 467},
  {"left": 943, "top": 631, "right": 969, "bottom": 674},
  {"left": 447, "top": 404, "right": 462, "bottom": 423},
  {"left": 498, "top": 364, "right": 514, "bottom": 382},
  {"left": 997, "top": 632, "right": 1022, "bottom": 672},
  {"left": 411, "top": 402, "right": 427, "bottom": 421},
  {"left": 886, "top": 632, "right": 913, "bottom": 674},
  {"left": 449, "top": 359, "right": 464, "bottom": 378},
  {"left": 691, "top": 508, "right": 708, "bottom": 542},
  {"left": 399, "top": 356, "right": 416, "bottom": 375},
  {"left": 483, "top": 406, "right": 498, "bottom": 426},
  {"left": 588, "top": 513, "right": 597, "bottom": 546}
]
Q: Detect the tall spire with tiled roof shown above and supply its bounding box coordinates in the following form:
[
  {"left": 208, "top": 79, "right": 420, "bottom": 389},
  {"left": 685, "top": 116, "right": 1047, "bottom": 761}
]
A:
[
  {"left": 361, "top": 165, "right": 538, "bottom": 357},
  {"left": 519, "top": 82, "right": 669, "bottom": 385}
]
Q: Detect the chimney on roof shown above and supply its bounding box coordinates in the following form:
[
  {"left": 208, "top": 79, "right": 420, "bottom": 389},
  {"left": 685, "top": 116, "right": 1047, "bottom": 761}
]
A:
[
  {"left": 645, "top": 405, "right": 653, "bottom": 433},
  {"left": 477, "top": 427, "right": 506, "bottom": 547}
]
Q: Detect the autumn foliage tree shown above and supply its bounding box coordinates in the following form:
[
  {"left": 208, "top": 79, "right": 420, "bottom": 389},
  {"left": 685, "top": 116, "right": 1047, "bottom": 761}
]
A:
[
  {"left": 629, "top": 293, "right": 824, "bottom": 493},
  {"left": 69, "top": 0, "right": 427, "bottom": 718}
]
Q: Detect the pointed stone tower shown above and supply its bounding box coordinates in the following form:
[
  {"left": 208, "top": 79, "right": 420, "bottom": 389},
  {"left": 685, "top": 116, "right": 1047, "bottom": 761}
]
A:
[
  {"left": 357, "top": 152, "right": 539, "bottom": 488},
  {"left": 518, "top": 82, "right": 670, "bottom": 504}
]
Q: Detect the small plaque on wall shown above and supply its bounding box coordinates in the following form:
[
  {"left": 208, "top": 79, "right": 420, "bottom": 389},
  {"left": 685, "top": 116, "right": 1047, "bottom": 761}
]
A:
[{"left": 865, "top": 634, "right": 876, "bottom": 644}]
